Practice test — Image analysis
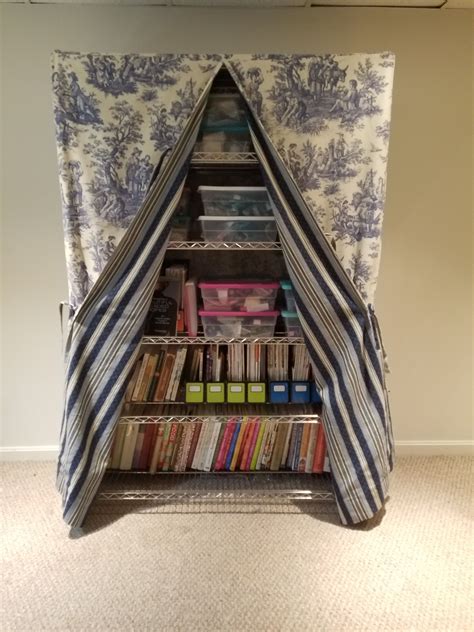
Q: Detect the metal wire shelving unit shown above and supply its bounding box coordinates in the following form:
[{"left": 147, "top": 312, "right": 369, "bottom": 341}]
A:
[{"left": 142, "top": 335, "right": 305, "bottom": 345}]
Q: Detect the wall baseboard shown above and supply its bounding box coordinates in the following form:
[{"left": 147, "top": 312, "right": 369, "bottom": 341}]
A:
[
  {"left": 0, "top": 441, "right": 472, "bottom": 461},
  {"left": 394, "top": 440, "right": 473, "bottom": 456},
  {"left": 0, "top": 446, "right": 59, "bottom": 461}
]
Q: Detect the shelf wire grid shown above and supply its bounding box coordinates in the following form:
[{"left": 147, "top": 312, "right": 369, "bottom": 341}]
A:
[
  {"left": 92, "top": 471, "right": 336, "bottom": 516},
  {"left": 166, "top": 240, "right": 281, "bottom": 251},
  {"left": 141, "top": 335, "right": 305, "bottom": 345}
]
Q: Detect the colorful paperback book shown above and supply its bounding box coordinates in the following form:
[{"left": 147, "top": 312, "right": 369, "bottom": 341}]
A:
[
  {"left": 204, "top": 423, "right": 222, "bottom": 472},
  {"left": 250, "top": 422, "right": 266, "bottom": 471},
  {"left": 230, "top": 420, "right": 248, "bottom": 471},
  {"left": 119, "top": 423, "right": 139, "bottom": 470},
  {"left": 297, "top": 424, "right": 311, "bottom": 472},
  {"left": 305, "top": 424, "right": 319, "bottom": 474},
  {"left": 312, "top": 425, "right": 326, "bottom": 474},
  {"left": 132, "top": 354, "right": 150, "bottom": 401},
  {"left": 162, "top": 423, "right": 179, "bottom": 471},
  {"left": 244, "top": 421, "right": 260, "bottom": 471},
  {"left": 186, "top": 423, "right": 202, "bottom": 469},
  {"left": 225, "top": 422, "right": 241, "bottom": 470},
  {"left": 214, "top": 421, "right": 236, "bottom": 471},
  {"left": 110, "top": 424, "right": 127, "bottom": 469},
  {"left": 132, "top": 427, "right": 146, "bottom": 469},
  {"left": 292, "top": 424, "right": 304, "bottom": 472},
  {"left": 256, "top": 424, "right": 271, "bottom": 470}
]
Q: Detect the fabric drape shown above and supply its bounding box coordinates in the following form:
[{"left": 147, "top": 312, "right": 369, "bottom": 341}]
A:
[{"left": 51, "top": 52, "right": 395, "bottom": 527}]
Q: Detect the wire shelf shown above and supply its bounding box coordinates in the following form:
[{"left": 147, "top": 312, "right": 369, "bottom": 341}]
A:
[
  {"left": 191, "top": 151, "right": 258, "bottom": 165},
  {"left": 142, "top": 335, "right": 305, "bottom": 345},
  {"left": 166, "top": 240, "right": 281, "bottom": 251},
  {"left": 94, "top": 472, "right": 335, "bottom": 509},
  {"left": 118, "top": 403, "right": 321, "bottom": 424}
]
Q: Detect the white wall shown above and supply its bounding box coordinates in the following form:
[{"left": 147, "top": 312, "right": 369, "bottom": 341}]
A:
[{"left": 0, "top": 4, "right": 472, "bottom": 456}]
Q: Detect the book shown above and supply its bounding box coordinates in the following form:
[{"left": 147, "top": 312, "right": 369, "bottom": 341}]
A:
[
  {"left": 297, "top": 424, "right": 311, "bottom": 472},
  {"left": 184, "top": 279, "right": 198, "bottom": 337},
  {"left": 125, "top": 362, "right": 141, "bottom": 402},
  {"left": 292, "top": 424, "right": 304, "bottom": 471},
  {"left": 162, "top": 423, "right": 179, "bottom": 471},
  {"left": 312, "top": 424, "right": 326, "bottom": 474},
  {"left": 110, "top": 424, "right": 127, "bottom": 469},
  {"left": 132, "top": 354, "right": 149, "bottom": 401},
  {"left": 239, "top": 421, "right": 255, "bottom": 471},
  {"left": 147, "top": 350, "right": 165, "bottom": 401},
  {"left": 214, "top": 421, "right": 236, "bottom": 471},
  {"left": 119, "top": 423, "right": 139, "bottom": 470},
  {"left": 154, "top": 349, "right": 177, "bottom": 402},
  {"left": 244, "top": 421, "right": 260, "bottom": 471},
  {"left": 158, "top": 424, "right": 172, "bottom": 471},
  {"left": 230, "top": 420, "right": 248, "bottom": 471},
  {"left": 204, "top": 423, "right": 222, "bottom": 472},
  {"left": 149, "top": 423, "right": 164, "bottom": 473},
  {"left": 256, "top": 423, "right": 271, "bottom": 470},
  {"left": 169, "top": 347, "right": 188, "bottom": 401},
  {"left": 146, "top": 277, "right": 181, "bottom": 336},
  {"left": 225, "top": 422, "right": 241, "bottom": 471},
  {"left": 250, "top": 422, "right": 266, "bottom": 471},
  {"left": 176, "top": 424, "right": 194, "bottom": 472},
  {"left": 211, "top": 423, "right": 227, "bottom": 471},
  {"left": 270, "top": 424, "right": 288, "bottom": 471},
  {"left": 285, "top": 425, "right": 298, "bottom": 470},
  {"left": 138, "top": 425, "right": 158, "bottom": 470},
  {"left": 305, "top": 424, "right": 319, "bottom": 474},
  {"left": 187, "top": 423, "right": 202, "bottom": 469},
  {"left": 170, "top": 425, "right": 184, "bottom": 471},
  {"left": 281, "top": 422, "right": 293, "bottom": 468},
  {"left": 132, "top": 426, "right": 146, "bottom": 469},
  {"left": 138, "top": 354, "right": 158, "bottom": 402}
]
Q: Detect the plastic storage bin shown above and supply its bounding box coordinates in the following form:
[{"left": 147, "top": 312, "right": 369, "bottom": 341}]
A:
[
  {"left": 185, "top": 383, "right": 204, "bottom": 403},
  {"left": 291, "top": 381, "right": 311, "bottom": 404},
  {"left": 198, "top": 186, "right": 273, "bottom": 217},
  {"left": 198, "top": 216, "right": 277, "bottom": 243},
  {"left": 280, "top": 280, "right": 297, "bottom": 312},
  {"left": 198, "top": 281, "right": 279, "bottom": 312},
  {"left": 206, "top": 382, "right": 225, "bottom": 403},
  {"left": 194, "top": 130, "right": 251, "bottom": 153},
  {"left": 198, "top": 310, "right": 279, "bottom": 338},
  {"left": 247, "top": 383, "right": 266, "bottom": 404},
  {"left": 227, "top": 383, "right": 246, "bottom": 403},
  {"left": 201, "top": 94, "right": 247, "bottom": 129},
  {"left": 282, "top": 310, "right": 303, "bottom": 337},
  {"left": 269, "top": 381, "right": 290, "bottom": 404}
]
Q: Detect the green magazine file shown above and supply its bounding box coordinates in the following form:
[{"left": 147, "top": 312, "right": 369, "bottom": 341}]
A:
[
  {"left": 206, "top": 382, "right": 225, "bottom": 403},
  {"left": 227, "top": 382, "right": 245, "bottom": 403},
  {"left": 247, "top": 382, "right": 266, "bottom": 404},
  {"left": 185, "top": 382, "right": 204, "bottom": 403}
]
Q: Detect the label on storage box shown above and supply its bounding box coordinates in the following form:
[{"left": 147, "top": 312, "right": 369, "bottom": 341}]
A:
[
  {"left": 274, "top": 385, "right": 286, "bottom": 392},
  {"left": 209, "top": 386, "right": 222, "bottom": 393},
  {"left": 295, "top": 385, "right": 308, "bottom": 392},
  {"left": 230, "top": 386, "right": 243, "bottom": 393},
  {"left": 250, "top": 385, "right": 263, "bottom": 392},
  {"left": 189, "top": 385, "right": 202, "bottom": 393}
]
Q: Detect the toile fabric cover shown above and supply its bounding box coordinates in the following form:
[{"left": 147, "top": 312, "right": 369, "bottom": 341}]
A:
[{"left": 52, "top": 52, "right": 395, "bottom": 527}]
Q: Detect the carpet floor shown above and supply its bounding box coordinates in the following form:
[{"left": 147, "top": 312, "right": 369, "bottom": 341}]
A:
[{"left": 1, "top": 457, "right": 472, "bottom": 632}]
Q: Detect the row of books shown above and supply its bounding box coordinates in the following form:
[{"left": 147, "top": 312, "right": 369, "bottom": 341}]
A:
[
  {"left": 126, "top": 344, "right": 312, "bottom": 403},
  {"left": 109, "top": 419, "right": 327, "bottom": 474}
]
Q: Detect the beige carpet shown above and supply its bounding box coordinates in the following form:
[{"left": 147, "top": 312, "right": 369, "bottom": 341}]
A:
[{"left": 1, "top": 457, "right": 472, "bottom": 632}]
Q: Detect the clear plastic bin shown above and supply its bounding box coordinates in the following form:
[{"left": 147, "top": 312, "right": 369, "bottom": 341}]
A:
[
  {"left": 202, "top": 94, "right": 247, "bottom": 129},
  {"left": 280, "top": 280, "right": 297, "bottom": 312},
  {"left": 198, "top": 216, "right": 277, "bottom": 243},
  {"left": 199, "top": 281, "right": 279, "bottom": 312},
  {"left": 199, "top": 310, "right": 279, "bottom": 338},
  {"left": 194, "top": 130, "right": 251, "bottom": 153},
  {"left": 282, "top": 310, "right": 303, "bottom": 337},
  {"left": 198, "top": 186, "right": 273, "bottom": 217}
]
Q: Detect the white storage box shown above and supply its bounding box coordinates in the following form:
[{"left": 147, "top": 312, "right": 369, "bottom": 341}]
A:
[
  {"left": 199, "top": 310, "right": 279, "bottom": 338},
  {"left": 198, "top": 216, "right": 277, "bottom": 242},
  {"left": 198, "top": 186, "right": 272, "bottom": 217}
]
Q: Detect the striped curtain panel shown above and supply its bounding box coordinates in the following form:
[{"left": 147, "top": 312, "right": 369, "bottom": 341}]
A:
[{"left": 52, "top": 53, "right": 394, "bottom": 527}]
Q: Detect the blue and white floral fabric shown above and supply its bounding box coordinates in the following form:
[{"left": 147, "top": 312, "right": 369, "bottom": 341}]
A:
[
  {"left": 53, "top": 52, "right": 394, "bottom": 309},
  {"left": 227, "top": 54, "right": 394, "bottom": 304},
  {"left": 52, "top": 52, "right": 222, "bottom": 310}
]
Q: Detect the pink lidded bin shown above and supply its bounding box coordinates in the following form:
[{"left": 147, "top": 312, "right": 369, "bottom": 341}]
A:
[
  {"left": 198, "top": 281, "right": 279, "bottom": 312},
  {"left": 198, "top": 310, "right": 279, "bottom": 338}
]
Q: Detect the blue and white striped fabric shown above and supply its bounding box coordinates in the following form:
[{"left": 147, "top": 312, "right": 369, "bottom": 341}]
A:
[
  {"left": 245, "top": 115, "right": 393, "bottom": 524},
  {"left": 56, "top": 79, "right": 214, "bottom": 527}
]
